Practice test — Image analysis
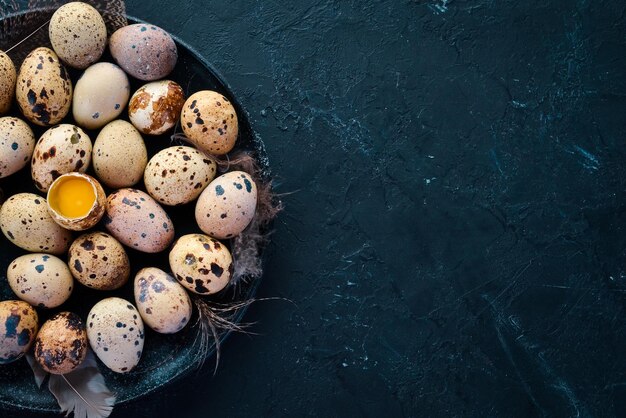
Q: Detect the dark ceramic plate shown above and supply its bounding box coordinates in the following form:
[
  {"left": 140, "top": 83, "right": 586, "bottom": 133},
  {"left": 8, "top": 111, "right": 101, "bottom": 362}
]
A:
[{"left": 0, "top": 12, "right": 266, "bottom": 413}]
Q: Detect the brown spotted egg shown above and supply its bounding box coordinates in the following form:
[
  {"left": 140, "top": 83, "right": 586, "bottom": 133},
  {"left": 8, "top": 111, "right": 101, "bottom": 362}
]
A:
[
  {"left": 0, "top": 117, "right": 35, "bottom": 179},
  {"left": 195, "top": 171, "right": 257, "bottom": 239},
  {"left": 31, "top": 124, "right": 92, "bottom": 192},
  {"left": 144, "top": 146, "right": 217, "bottom": 206},
  {"left": 105, "top": 188, "right": 174, "bottom": 253},
  {"left": 73, "top": 63, "right": 130, "bottom": 129},
  {"left": 68, "top": 232, "right": 130, "bottom": 290},
  {"left": 0, "top": 51, "right": 16, "bottom": 115},
  {"left": 109, "top": 24, "right": 177, "bottom": 81},
  {"left": 169, "top": 234, "right": 232, "bottom": 295},
  {"left": 0, "top": 300, "right": 38, "bottom": 364},
  {"left": 93, "top": 120, "right": 147, "bottom": 188},
  {"left": 128, "top": 80, "right": 185, "bottom": 135},
  {"left": 7, "top": 254, "right": 73, "bottom": 309},
  {"left": 49, "top": 2, "right": 107, "bottom": 69},
  {"left": 0, "top": 193, "right": 72, "bottom": 255},
  {"left": 134, "top": 267, "right": 192, "bottom": 334},
  {"left": 16, "top": 47, "right": 72, "bottom": 126},
  {"left": 181, "top": 90, "right": 238, "bottom": 155},
  {"left": 35, "top": 312, "right": 87, "bottom": 374},
  {"left": 87, "top": 298, "right": 145, "bottom": 373}
]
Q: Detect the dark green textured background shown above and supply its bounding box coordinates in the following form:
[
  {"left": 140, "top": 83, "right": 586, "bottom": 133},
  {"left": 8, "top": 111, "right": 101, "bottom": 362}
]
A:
[{"left": 7, "top": 0, "right": 626, "bottom": 416}]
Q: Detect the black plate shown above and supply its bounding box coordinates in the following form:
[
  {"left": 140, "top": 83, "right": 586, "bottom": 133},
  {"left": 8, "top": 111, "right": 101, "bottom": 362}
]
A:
[{"left": 0, "top": 12, "right": 267, "bottom": 412}]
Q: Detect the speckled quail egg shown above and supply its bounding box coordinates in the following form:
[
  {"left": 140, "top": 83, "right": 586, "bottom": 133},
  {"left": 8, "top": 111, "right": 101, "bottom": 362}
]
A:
[
  {"left": 16, "top": 47, "right": 72, "bottom": 126},
  {"left": 68, "top": 232, "right": 130, "bottom": 290},
  {"left": 128, "top": 80, "right": 185, "bottom": 135},
  {"left": 49, "top": 2, "right": 107, "bottom": 69},
  {"left": 35, "top": 312, "right": 87, "bottom": 374},
  {"left": 169, "top": 234, "right": 232, "bottom": 295},
  {"left": 87, "top": 298, "right": 145, "bottom": 373},
  {"left": 195, "top": 171, "right": 257, "bottom": 239},
  {"left": 0, "top": 51, "right": 16, "bottom": 115},
  {"left": 104, "top": 188, "right": 174, "bottom": 253},
  {"left": 0, "top": 117, "right": 35, "bottom": 179},
  {"left": 109, "top": 24, "right": 177, "bottom": 81},
  {"left": 0, "top": 193, "right": 72, "bottom": 255},
  {"left": 73, "top": 62, "right": 130, "bottom": 129},
  {"left": 0, "top": 300, "right": 38, "bottom": 364},
  {"left": 134, "top": 267, "right": 192, "bottom": 334},
  {"left": 144, "top": 146, "right": 217, "bottom": 206},
  {"left": 93, "top": 120, "right": 147, "bottom": 188},
  {"left": 7, "top": 254, "right": 73, "bottom": 309},
  {"left": 31, "top": 124, "right": 92, "bottom": 192},
  {"left": 181, "top": 90, "right": 238, "bottom": 155}
]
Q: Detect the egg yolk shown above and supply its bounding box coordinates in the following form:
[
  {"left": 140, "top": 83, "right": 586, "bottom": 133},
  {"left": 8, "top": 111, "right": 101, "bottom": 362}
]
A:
[{"left": 49, "top": 177, "right": 96, "bottom": 219}]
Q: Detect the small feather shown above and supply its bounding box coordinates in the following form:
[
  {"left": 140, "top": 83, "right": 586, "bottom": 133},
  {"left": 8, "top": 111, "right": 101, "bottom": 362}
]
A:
[
  {"left": 25, "top": 353, "right": 48, "bottom": 388},
  {"left": 48, "top": 350, "right": 116, "bottom": 418}
]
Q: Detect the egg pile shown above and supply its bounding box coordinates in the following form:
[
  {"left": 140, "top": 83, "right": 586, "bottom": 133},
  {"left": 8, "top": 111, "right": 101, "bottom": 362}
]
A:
[{"left": 0, "top": 2, "right": 259, "bottom": 375}]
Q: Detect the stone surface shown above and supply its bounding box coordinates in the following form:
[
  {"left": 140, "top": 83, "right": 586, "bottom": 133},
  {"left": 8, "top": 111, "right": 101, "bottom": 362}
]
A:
[{"left": 8, "top": 0, "right": 626, "bottom": 416}]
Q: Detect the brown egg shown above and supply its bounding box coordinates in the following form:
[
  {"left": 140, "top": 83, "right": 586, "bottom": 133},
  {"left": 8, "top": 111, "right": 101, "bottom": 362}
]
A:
[
  {"left": 109, "top": 24, "right": 177, "bottom": 81},
  {"left": 34, "top": 312, "right": 87, "bottom": 374},
  {"left": 15, "top": 47, "right": 72, "bottom": 126},
  {"left": 0, "top": 51, "right": 16, "bottom": 115},
  {"left": 180, "top": 90, "right": 238, "bottom": 155},
  {"left": 128, "top": 80, "right": 185, "bottom": 135},
  {"left": 68, "top": 232, "right": 130, "bottom": 290}
]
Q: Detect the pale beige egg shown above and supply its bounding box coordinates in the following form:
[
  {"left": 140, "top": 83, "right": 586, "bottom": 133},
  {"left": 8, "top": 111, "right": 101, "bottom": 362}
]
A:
[
  {"left": 49, "top": 2, "right": 107, "bottom": 69},
  {"left": 0, "top": 51, "right": 16, "bottom": 115},
  {"left": 93, "top": 120, "right": 147, "bottom": 188},
  {"left": 144, "top": 146, "right": 217, "bottom": 206},
  {"left": 195, "top": 171, "right": 257, "bottom": 239},
  {"left": 7, "top": 254, "right": 73, "bottom": 309},
  {"left": 73, "top": 62, "right": 130, "bottom": 129},
  {"left": 134, "top": 267, "right": 191, "bottom": 334},
  {"left": 0, "top": 192, "right": 72, "bottom": 255},
  {"left": 87, "top": 298, "right": 145, "bottom": 373}
]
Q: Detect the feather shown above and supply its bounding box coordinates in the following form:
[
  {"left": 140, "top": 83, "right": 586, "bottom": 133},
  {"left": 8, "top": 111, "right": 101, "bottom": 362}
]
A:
[
  {"left": 25, "top": 353, "right": 48, "bottom": 388},
  {"left": 48, "top": 350, "right": 116, "bottom": 418}
]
